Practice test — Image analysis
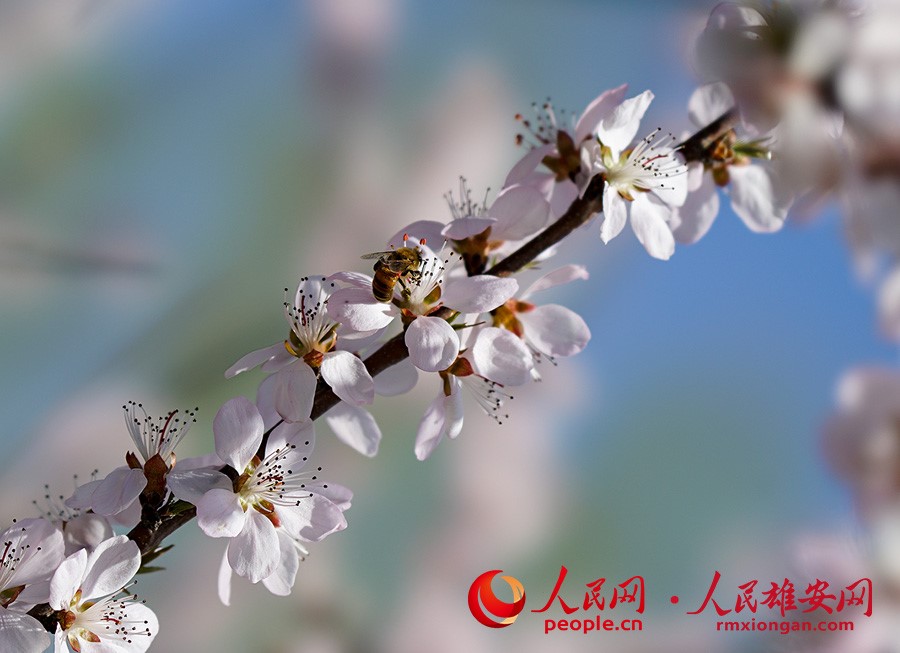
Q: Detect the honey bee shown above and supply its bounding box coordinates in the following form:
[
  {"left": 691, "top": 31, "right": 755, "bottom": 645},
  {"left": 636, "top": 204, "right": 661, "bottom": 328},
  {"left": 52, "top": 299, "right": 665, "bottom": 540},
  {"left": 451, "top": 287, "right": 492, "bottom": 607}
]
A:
[{"left": 361, "top": 240, "right": 424, "bottom": 303}]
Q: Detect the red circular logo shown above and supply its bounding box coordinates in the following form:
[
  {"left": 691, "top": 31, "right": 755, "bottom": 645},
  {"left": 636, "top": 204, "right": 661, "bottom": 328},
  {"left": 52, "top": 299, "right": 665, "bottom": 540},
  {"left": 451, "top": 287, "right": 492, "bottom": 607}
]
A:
[{"left": 468, "top": 570, "right": 527, "bottom": 628}]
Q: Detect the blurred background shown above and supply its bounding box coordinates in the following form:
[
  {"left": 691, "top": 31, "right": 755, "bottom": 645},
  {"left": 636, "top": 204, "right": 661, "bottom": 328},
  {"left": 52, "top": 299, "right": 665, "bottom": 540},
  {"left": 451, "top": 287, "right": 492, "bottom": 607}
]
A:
[{"left": 0, "top": 0, "right": 892, "bottom": 651}]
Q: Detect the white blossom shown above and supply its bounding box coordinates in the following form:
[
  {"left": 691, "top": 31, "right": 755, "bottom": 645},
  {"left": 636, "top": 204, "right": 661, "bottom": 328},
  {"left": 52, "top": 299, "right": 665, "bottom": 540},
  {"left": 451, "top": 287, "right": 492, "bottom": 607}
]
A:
[
  {"left": 49, "top": 535, "right": 157, "bottom": 653},
  {"left": 0, "top": 518, "right": 65, "bottom": 653},
  {"left": 193, "top": 397, "right": 348, "bottom": 585}
]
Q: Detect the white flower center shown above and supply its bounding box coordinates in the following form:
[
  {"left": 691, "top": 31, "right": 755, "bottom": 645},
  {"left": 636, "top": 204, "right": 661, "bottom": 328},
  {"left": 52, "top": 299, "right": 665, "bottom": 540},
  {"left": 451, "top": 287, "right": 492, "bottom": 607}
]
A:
[
  {"left": 237, "top": 441, "right": 317, "bottom": 515},
  {"left": 603, "top": 129, "right": 687, "bottom": 199},
  {"left": 284, "top": 276, "right": 339, "bottom": 356}
]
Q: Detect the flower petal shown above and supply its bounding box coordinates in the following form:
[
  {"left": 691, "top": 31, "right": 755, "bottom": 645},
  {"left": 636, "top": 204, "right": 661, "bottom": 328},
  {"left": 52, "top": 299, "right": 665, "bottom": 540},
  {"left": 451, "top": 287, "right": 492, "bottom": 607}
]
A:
[
  {"left": 630, "top": 194, "right": 676, "bottom": 260},
  {"left": 521, "top": 264, "right": 589, "bottom": 299},
  {"left": 405, "top": 317, "right": 460, "bottom": 372},
  {"left": 327, "top": 287, "right": 396, "bottom": 330},
  {"left": 519, "top": 304, "right": 591, "bottom": 357},
  {"left": 323, "top": 402, "right": 382, "bottom": 457},
  {"left": 228, "top": 511, "right": 280, "bottom": 583},
  {"left": 672, "top": 168, "right": 720, "bottom": 244},
  {"left": 575, "top": 83, "right": 629, "bottom": 143},
  {"left": 63, "top": 514, "right": 113, "bottom": 555},
  {"left": 91, "top": 467, "right": 147, "bottom": 518},
  {"left": 0, "top": 518, "right": 64, "bottom": 588},
  {"left": 0, "top": 609, "right": 50, "bottom": 653},
  {"left": 471, "top": 327, "right": 533, "bottom": 386},
  {"left": 224, "top": 343, "right": 283, "bottom": 379},
  {"left": 488, "top": 185, "right": 551, "bottom": 241},
  {"left": 214, "top": 396, "right": 265, "bottom": 472},
  {"left": 167, "top": 467, "right": 232, "bottom": 506},
  {"left": 373, "top": 358, "right": 419, "bottom": 396},
  {"left": 320, "top": 350, "right": 374, "bottom": 406},
  {"left": 197, "top": 489, "right": 247, "bottom": 539},
  {"left": 441, "top": 217, "right": 497, "bottom": 240},
  {"left": 387, "top": 221, "right": 447, "bottom": 250},
  {"left": 273, "top": 363, "right": 317, "bottom": 424},
  {"left": 261, "top": 532, "right": 303, "bottom": 597},
  {"left": 49, "top": 549, "right": 87, "bottom": 610},
  {"left": 80, "top": 535, "right": 140, "bottom": 600},
  {"left": 441, "top": 275, "right": 518, "bottom": 313},
  {"left": 278, "top": 494, "right": 347, "bottom": 542},
  {"left": 597, "top": 90, "right": 654, "bottom": 156},
  {"left": 727, "top": 164, "right": 792, "bottom": 233},
  {"left": 217, "top": 549, "right": 232, "bottom": 607},
  {"left": 415, "top": 389, "right": 458, "bottom": 461},
  {"left": 600, "top": 185, "right": 628, "bottom": 244},
  {"left": 505, "top": 143, "right": 556, "bottom": 186},
  {"left": 688, "top": 83, "right": 735, "bottom": 127}
]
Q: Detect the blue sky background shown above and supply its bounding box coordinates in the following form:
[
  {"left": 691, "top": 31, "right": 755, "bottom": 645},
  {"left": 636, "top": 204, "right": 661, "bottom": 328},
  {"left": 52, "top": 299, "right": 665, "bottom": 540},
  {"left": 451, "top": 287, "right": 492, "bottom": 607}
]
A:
[{"left": 0, "top": 1, "right": 889, "bottom": 650}]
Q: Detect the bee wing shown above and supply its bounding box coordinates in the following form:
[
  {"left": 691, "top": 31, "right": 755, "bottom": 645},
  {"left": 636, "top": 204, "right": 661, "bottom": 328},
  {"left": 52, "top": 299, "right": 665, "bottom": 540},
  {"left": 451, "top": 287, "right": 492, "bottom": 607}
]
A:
[{"left": 360, "top": 251, "right": 393, "bottom": 260}]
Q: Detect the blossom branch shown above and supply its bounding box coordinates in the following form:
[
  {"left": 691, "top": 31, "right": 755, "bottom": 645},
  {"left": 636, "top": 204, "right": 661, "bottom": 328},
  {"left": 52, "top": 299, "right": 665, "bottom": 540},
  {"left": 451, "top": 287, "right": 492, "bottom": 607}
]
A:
[{"left": 25, "top": 106, "right": 737, "bottom": 637}]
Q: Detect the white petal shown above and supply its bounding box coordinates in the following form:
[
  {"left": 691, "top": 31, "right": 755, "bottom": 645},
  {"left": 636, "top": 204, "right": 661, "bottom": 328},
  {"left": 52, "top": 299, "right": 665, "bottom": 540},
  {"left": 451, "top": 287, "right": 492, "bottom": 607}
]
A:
[
  {"left": 268, "top": 419, "right": 315, "bottom": 457},
  {"left": 217, "top": 549, "right": 232, "bottom": 607},
  {"left": 261, "top": 532, "right": 302, "bottom": 597},
  {"left": 214, "top": 396, "right": 265, "bottom": 472},
  {"left": 519, "top": 304, "right": 591, "bottom": 357},
  {"left": 415, "top": 393, "right": 447, "bottom": 461},
  {"left": 414, "top": 379, "right": 463, "bottom": 458},
  {"left": 259, "top": 348, "right": 294, "bottom": 373},
  {"left": 630, "top": 194, "right": 676, "bottom": 260},
  {"left": 443, "top": 384, "right": 465, "bottom": 440},
  {"left": 197, "top": 489, "right": 247, "bottom": 538},
  {"left": 228, "top": 511, "right": 280, "bottom": 583},
  {"left": 327, "top": 287, "right": 396, "bottom": 330},
  {"left": 304, "top": 481, "right": 353, "bottom": 511},
  {"left": 278, "top": 494, "right": 347, "bottom": 542},
  {"left": 387, "top": 221, "right": 447, "bottom": 250},
  {"left": 549, "top": 179, "right": 578, "bottom": 218},
  {"left": 323, "top": 402, "right": 382, "bottom": 457},
  {"left": 504, "top": 143, "right": 555, "bottom": 186},
  {"left": 471, "top": 327, "right": 533, "bottom": 386},
  {"left": 65, "top": 480, "right": 102, "bottom": 511},
  {"left": 600, "top": 185, "right": 628, "bottom": 244},
  {"left": 575, "top": 83, "right": 629, "bottom": 143},
  {"left": 224, "top": 343, "right": 283, "bottom": 379},
  {"left": 672, "top": 170, "right": 720, "bottom": 244},
  {"left": 727, "top": 164, "right": 791, "bottom": 233},
  {"left": 0, "top": 518, "right": 64, "bottom": 587},
  {"left": 273, "top": 363, "right": 317, "bottom": 424},
  {"left": 597, "top": 90, "right": 654, "bottom": 156},
  {"left": 688, "top": 83, "right": 735, "bottom": 127},
  {"left": 521, "top": 264, "right": 589, "bottom": 299},
  {"left": 441, "top": 217, "right": 497, "bottom": 240},
  {"left": 879, "top": 266, "right": 900, "bottom": 342},
  {"left": 326, "top": 270, "right": 374, "bottom": 289},
  {"left": 63, "top": 514, "right": 113, "bottom": 555},
  {"left": 109, "top": 601, "right": 157, "bottom": 651},
  {"left": 373, "top": 358, "right": 418, "bottom": 396},
  {"left": 0, "top": 609, "right": 50, "bottom": 653},
  {"left": 167, "top": 467, "right": 232, "bottom": 505},
  {"left": 49, "top": 549, "right": 87, "bottom": 610},
  {"left": 405, "top": 317, "right": 460, "bottom": 372},
  {"left": 91, "top": 467, "right": 147, "bottom": 518},
  {"left": 488, "top": 185, "right": 551, "bottom": 241},
  {"left": 441, "top": 276, "right": 518, "bottom": 313},
  {"left": 320, "top": 350, "right": 374, "bottom": 406},
  {"left": 81, "top": 535, "right": 140, "bottom": 600},
  {"left": 255, "top": 373, "right": 282, "bottom": 430}
]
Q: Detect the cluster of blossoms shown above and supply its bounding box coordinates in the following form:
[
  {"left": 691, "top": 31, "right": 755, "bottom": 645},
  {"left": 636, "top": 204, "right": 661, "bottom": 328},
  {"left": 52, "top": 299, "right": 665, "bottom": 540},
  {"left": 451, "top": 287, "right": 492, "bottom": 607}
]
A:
[{"left": 6, "top": 1, "right": 900, "bottom": 650}]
